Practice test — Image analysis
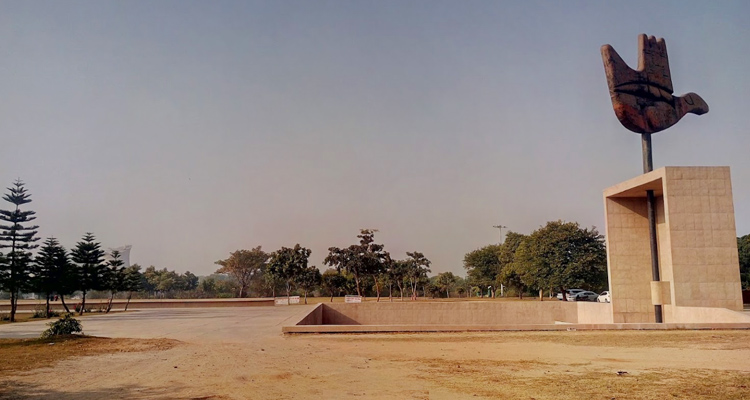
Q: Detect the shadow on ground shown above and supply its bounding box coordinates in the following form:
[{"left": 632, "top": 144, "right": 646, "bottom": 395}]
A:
[{"left": 0, "top": 381, "right": 225, "bottom": 400}]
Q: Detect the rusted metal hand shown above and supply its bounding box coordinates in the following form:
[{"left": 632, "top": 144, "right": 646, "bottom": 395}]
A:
[{"left": 601, "top": 34, "right": 708, "bottom": 134}]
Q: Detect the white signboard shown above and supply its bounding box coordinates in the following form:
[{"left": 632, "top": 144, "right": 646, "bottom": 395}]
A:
[
  {"left": 345, "top": 295, "right": 362, "bottom": 303},
  {"left": 275, "top": 296, "right": 301, "bottom": 305}
]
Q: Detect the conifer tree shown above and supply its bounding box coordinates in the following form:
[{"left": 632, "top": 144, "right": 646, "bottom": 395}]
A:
[
  {"left": 123, "top": 264, "right": 143, "bottom": 311},
  {"left": 32, "top": 237, "right": 73, "bottom": 318},
  {"left": 70, "top": 233, "right": 107, "bottom": 315},
  {"left": 122, "top": 265, "right": 142, "bottom": 311},
  {"left": 0, "top": 180, "right": 40, "bottom": 322},
  {"left": 105, "top": 250, "right": 125, "bottom": 313}
]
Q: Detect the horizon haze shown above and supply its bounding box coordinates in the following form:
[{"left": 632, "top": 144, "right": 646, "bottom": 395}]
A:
[{"left": 1, "top": 1, "right": 748, "bottom": 276}]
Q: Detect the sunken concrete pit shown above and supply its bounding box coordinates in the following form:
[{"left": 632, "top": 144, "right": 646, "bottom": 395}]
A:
[{"left": 282, "top": 301, "right": 750, "bottom": 334}]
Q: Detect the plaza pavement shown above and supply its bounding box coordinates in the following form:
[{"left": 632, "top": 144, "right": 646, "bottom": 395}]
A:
[{"left": 0, "top": 306, "right": 313, "bottom": 341}]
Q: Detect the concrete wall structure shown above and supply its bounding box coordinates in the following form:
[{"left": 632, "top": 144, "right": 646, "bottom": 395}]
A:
[
  {"left": 284, "top": 301, "right": 750, "bottom": 333},
  {"left": 577, "top": 301, "right": 614, "bottom": 324},
  {"left": 317, "top": 301, "right": 588, "bottom": 325},
  {"left": 604, "top": 166, "right": 743, "bottom": 323}
]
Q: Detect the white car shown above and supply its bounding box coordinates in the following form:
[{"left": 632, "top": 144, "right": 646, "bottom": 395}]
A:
[
  {"left": 597, "top": 291, "right": 611, "bottom": 303},
  {"left": 572, "top": 291, "right": 599, "bottom": 301},
  {"left": 557, "top": 289, "right": 583, "bottom": 301}
]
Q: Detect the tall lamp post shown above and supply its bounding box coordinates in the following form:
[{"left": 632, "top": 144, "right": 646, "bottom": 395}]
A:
[
  {"left": 492, "top": 225, "right": 507, "bottom": 244},
  {"left": 493, "top": 224, "right": 508, "bottom": 298}
]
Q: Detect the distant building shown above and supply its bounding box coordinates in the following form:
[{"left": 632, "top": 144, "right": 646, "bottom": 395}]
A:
[{"left": 105, "top": 245, "right": 132, "bottom": 268}]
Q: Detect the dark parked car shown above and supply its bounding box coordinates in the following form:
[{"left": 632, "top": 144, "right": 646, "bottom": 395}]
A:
[
  {"left": 573, "top": 291, "right": 599, "bottom": 302},
  {"left": 557, "top": 289, "right": 583, "bottom": 301}
]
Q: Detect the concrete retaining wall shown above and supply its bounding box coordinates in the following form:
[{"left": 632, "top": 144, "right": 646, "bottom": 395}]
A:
[
  {"left": 284, "top": 301, "right": 750, "bottom": 333},
  {"left": 577, "top": 302, "right": 614, "bottom": 324},
  {"left": 317, "top": 301, "right": 587, "bottom": 325},
  {"left": 670, "top": 306, "right": 750, "bottom": 323},
  {"left": 0, "top": 298, "right": 275, "bottom": 312},
  {"left": 296, "top": 303, "right": 324, "bottom": 325}
]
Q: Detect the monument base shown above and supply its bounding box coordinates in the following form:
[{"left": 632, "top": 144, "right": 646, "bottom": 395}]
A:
[{"left": 604, "top": 166, "right": 745, "bottom": 323}]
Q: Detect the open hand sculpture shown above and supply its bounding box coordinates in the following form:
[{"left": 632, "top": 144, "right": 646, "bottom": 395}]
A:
[{"left": 601, "top": 34, "right": 708, "bottom": 134}]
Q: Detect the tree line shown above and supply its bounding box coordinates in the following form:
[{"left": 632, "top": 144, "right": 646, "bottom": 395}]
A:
[
  {"left": 0, "top": 180, "right": 142, "bottom": 322},
  {"left": 0, "top": 177, "right": 438, "bottom": 320},
  {"left": 739, "top": 234, "right": 750, "bottom": 290},
  {"left": 464, "top": 221, "right": 750, "bottom": 299},
  {"left": 213, "top": 229, "right": 434, "bottom": 304},
  {"left": 463, "top": 221, "right": 608, "bottom": 300},
  {"left": 4, "top": 179, "right": 747, "bottom": 322}
]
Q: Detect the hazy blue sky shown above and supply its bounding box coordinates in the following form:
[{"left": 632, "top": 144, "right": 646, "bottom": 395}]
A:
[{"left": 1, "top": 1, "right": 748, "bottom": 275}]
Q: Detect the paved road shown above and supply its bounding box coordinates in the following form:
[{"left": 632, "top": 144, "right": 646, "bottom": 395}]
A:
[{"left": 0, "top": 306, "right": 313, "bottom": 341}]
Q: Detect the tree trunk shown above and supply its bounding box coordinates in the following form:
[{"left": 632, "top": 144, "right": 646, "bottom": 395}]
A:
[
  {"left": 46, "top": 295, "right": 51, "bottom": 318},
  {"left": 9, "top": 291, "right": 16, "bottom": 323},
  {"left": 79, "top": 290, "right": 87, "bottom": 316},
  {"left": 539, "top": 289, "right": 543, "bottom": 301},
  {"left": 304, "top": 290, "right": 308, "bottom": 304},
  {"left": 239, "top": 286, "right": 245, "bottom": 299},
  {"left": 388, "top": 284, "right": 393, "bottom": 302},
  {"left": 125, "top": 292, "right": 132, "bottom": 311},
  {"left": 60, "top": 294, "right": 71, "bottom": 313},
  {"left": 354, "top": 274, "right": 361, "bottom": 297},
  {"left": 286, "top": 283, "right": 291, "bottom": 305},
  {"left": 330, "top": 290, "right": 334, "bottom": 302},
  {"left": 446, "top": 288, "right": 450, "bottom": 298},
  {"left": 106, "top": 292, "right": 115, "bottom": 313},
  {"left": 374, "top": 277, "right": 380, "bottom": 302}
]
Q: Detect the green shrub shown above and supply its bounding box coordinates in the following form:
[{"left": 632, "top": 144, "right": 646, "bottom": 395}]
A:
[
  {"left": 32, "top": 305, "right": 61, "bottom": 319},
  {"left": 32, "top": 306, "right": 46, "bottom": 318},
  {"left": 40, "top": 314, "right": 83, "bottom": 339},
  {"left": 74, "top": 304, "right": 92, "bottom": 314}
]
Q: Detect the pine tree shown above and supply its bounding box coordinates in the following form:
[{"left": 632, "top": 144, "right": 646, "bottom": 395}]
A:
[
  {"left": 122, "top": 265, "right": 142, "bottom": 311},
  {"left": 70, "top": 233, "right": 107, "bottom": 315},
  {"left": 105, "top": 250, "right": 125, "bottom": 313},
  {"left": 32, "top": 237, "right": 73, "bottom": 318},
  {"left": 0, "top": 180, "right": 40, "bottom": 322}
]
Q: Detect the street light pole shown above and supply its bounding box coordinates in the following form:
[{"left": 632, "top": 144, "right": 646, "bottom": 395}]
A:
[
  {"left": 492, "top": 225, "right": 507, "bottom": 244},
  {"left": 493, "top": 224, "right": 508, "bottom": 298}
]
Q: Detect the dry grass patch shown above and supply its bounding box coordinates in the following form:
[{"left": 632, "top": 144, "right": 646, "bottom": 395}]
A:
[
  {"left": 319, "top": 330, "right": 750, "bottom": 350},
  {"left": 411, "top": 357, "right": 750, "bottom": 399},
  {"left": 0, "top": 335, "right": 179, "bottom": 376},
  {"left": 0, "top": 310, "right": 131, "bottom": 325},
  {"left": 0, "top": 314, "right": 35, "bottom": 325}
]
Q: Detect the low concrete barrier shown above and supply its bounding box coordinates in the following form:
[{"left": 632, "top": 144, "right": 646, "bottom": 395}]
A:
[
  {"left": 577, "top": 301, "right": 614, "bottom": 324},
  {"left": 670, "top": 305, "right": 750, "bottom": 323},
  {"left": 284, "top": 321, "right": 750, "bottom": 333},
  {"left": 319, "top": 301, "right": 581, "bottom": 326},
  {"left": 0, "top": 298, "right": 275, "bottom": 312},
  {"left": 283, "top": 301, "right": 750, "bottom": 333}
]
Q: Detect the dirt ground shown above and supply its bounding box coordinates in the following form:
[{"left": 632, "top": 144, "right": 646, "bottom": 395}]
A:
[{"left": 0, "top": 306, "right": 749, "bottom": 399}]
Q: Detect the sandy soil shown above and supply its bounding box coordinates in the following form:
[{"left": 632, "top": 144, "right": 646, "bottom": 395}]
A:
[{"left": 0, "top": 307, "right": 749, "bottom": 399}]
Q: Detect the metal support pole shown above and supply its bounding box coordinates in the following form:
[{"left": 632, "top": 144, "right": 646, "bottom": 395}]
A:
[
  {"left": 642, "top": 133, "right": 653, "bottom": 173},
  {"left": 493, "top": 225, "right": 507, "bottom": 244},
  {"left": 646, "top": 190, "right": 663, "bottom": 323},
  {"left": 642, "top": 133, "right": 663, "bottom": 323}
]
